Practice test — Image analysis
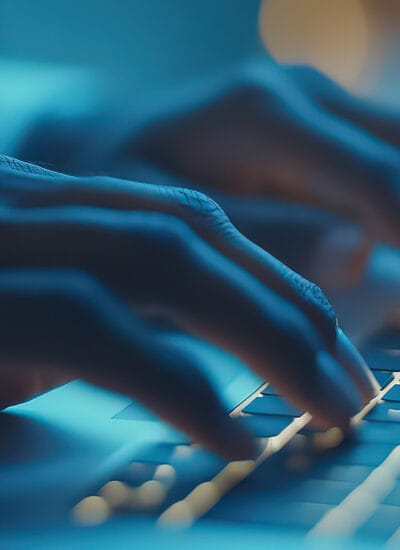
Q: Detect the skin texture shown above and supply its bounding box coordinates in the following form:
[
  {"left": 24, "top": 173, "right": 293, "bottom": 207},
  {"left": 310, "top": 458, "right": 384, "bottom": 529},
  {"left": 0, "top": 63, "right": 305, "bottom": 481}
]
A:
[{"left": 0, "top": 155, "right": 376, "bottom": 459}]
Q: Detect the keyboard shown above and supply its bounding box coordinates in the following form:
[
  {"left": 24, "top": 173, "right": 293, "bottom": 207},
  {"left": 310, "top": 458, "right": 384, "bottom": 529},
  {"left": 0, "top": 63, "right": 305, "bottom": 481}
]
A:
[{"left": 72, "top": 348, "right": 400, "bottom": 544}]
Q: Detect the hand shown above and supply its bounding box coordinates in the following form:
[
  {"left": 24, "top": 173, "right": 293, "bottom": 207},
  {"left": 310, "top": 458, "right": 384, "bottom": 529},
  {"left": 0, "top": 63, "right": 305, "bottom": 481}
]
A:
[
  {"left": 0, "top": 155, "right": 377, "bottom": 459},
  {"left": 128, "top": 59, "right": 400, "bottom": 251}
]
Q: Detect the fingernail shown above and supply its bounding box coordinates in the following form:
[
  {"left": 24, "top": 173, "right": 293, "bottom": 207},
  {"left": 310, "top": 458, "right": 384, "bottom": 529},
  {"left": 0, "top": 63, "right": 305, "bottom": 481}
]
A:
[
  {"left": 336, "top": 328, "right": 380, "bottom": 403},
  {"left": 316, "top": 351, "right": 363, "bottom": 428}
]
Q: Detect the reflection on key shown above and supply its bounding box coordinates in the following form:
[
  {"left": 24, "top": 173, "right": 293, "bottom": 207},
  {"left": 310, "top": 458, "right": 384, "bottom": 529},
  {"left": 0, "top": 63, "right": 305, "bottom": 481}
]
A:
[{"left": 243, "top": 395, "right": 302, "bottom": 417}]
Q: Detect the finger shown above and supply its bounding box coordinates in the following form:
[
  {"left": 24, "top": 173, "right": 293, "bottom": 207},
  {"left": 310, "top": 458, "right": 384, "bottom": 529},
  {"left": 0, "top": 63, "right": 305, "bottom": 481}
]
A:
[
  {"left": 288, "top": 64, "right": 400, "bottom": 150},
  {"left": 8, "top": 170, "right": 338, "bottom": 347},
  {"left": 0, "top": 206, "right": 367, "bottom": 425},
  {"left": 5, "top": 169, "right": 376, "bottom": 402},
  {"left": 215, "top": 195, "right": 377, "bottom": 403},
  {"left": 0, "top": 268, "right": 255, "bottom": 460}
]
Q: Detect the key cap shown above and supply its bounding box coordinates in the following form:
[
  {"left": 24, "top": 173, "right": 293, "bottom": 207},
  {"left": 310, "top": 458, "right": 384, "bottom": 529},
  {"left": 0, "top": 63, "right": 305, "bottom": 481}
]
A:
[
  {"left": 383, "top": 385, "right": 400, "bottom": 402},
  {"left": 372, "top": 371, "right": 394, "bottom": 389},
  {"left": 238, "top": 478, "right": 357, "bottom": 507},
  {"left": 208, "top": 495, "right": 332, "bottom": 530},
  {"left": 383, "top": 483, "right": 400, "bottom": 506},
  {"left": 169, "top": 447, "right": 226, "bottom": 483},
  {"left": 366, "top": 403, "right": 400, "bottom": 423},
  {"left": 310, "top": 464, "right": 372, "bottom": 484},
  {"left": 261, "top": 384, "right": 279, "bottom": 396},
  {"left": 243, "top": 396, "right": 302, "bottom": 417},
  {"left": 327, "top": 443, "right": 394, "bottom": 468},
  {"left": 356, "top": 421, "right": 400, "bottom": 445},
  {"left": 281, "top": 479, "right": 356, "bottom": 506},
  {"left": 363, "top": 351, "right": 400, "bottom": 372},
  {"left": 238, "top": 414, "right": 292, "bottom": 437},
  {"left": 358, "top": 505, "right": 400, "bottom": 539}
]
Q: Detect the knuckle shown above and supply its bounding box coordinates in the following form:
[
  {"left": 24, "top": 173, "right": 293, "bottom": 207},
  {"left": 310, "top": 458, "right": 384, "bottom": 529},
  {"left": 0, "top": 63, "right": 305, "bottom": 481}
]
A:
[
  {"left": 233, "top": 64, "right": 283, "bottom": 106},
  {"left": 171, "top": 186, "right": 232, "bottom": 234},
  {"left": 277, "top": 261, "right": 337, "bottom": 333},
  {"left": 289, "top": 64, "right": 325, "bottom": 85},
  {"left": 0, "top": 155, "right": 56, "bottom": 178},
  {"left": 280, "top": 262, "right": 334, "bottom": 312},
  {"left": 234, "top": 74, "right": 266, "bottom": 101}
]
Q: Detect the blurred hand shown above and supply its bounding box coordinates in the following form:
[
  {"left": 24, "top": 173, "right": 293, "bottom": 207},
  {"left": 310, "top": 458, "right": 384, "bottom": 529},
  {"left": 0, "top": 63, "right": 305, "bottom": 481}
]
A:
[
  {"left": 128, "top": 59, "right": 400, "bottom": 255},
  {"left": 0, "top": 155, "right": 377, "bottom": 459},
  {"left": 212, "top": 192, "right": 400, "bottom": 347}
]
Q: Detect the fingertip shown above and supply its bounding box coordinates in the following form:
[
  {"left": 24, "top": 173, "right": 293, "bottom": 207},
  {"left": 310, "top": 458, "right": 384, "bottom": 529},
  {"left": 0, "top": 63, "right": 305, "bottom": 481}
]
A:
[
  {"left": 336, "top": 328, "right": 380, "bottom": 403},
  {"left": 314, "top": 351, "right": 362, "bottom": 427}
]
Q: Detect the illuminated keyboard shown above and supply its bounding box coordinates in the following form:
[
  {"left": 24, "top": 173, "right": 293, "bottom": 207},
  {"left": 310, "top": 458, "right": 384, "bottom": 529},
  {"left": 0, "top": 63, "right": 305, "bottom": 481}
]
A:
[{"left": 72, "top": 349, "right": 400, "bottom": 544}]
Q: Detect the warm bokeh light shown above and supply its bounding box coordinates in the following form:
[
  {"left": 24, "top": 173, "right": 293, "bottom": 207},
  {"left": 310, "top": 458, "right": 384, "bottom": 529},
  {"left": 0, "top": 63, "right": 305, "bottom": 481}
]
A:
[
  {"left": 72, "top": 496, "right": 110, "bottom": 526},
  {"left": 259, "top": 0, "right": 369, "bottom": 90}
]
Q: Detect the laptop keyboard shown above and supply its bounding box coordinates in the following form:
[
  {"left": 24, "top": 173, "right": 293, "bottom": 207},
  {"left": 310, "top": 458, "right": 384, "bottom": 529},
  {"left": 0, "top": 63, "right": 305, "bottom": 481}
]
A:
[{"left": 72, "top": 348, "right": 400, "bottom": 543}]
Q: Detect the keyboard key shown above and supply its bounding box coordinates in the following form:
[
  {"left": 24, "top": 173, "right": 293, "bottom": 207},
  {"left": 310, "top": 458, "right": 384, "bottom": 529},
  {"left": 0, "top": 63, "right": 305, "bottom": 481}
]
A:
[
  {"left": 326, "top": 443, "right": 394, "bottom": 468},
  {"left": 243, "top": 396, "right": 302, "bottom": 417},
  {"left": 274, "top": 479, "right": 356, "bottom": 506},
  {"left": 366, "top": 403, "right": 400, "bottom": 423},
  {"left": 363, "top": 351, "right": 400, "bottom": 372},
  {"left": 234, "top": 476, "right": 355, "bottom": 506},
  {"left": 383, "top": 385, "right": 400, "bottom": 402},
  {"left": 238, "top": 415, "right": 292, "bottom": 437},
  {"left": 358, "top": 505, "right": 400, "bottom": 539},
  {"left": 356, "top": 421, "right": 400, "bottom": 445},
  {"left": 261, "top": 384, "right": 279, "bottom": 396},
  {"left": 310, "top": 464, "right": 372, "bottom": 484},
  {"left": 373, "top": 371, "right": 394, "bottom": 389},
  {"left": 383, "top": 483, "right": 400, "bottom": 506},
  {"left": 128, "top": 443, "right": 178, "bottom": 464},
  {"left": 169, "top": 447, "right": 226, "bottom": 483},
  {"left": 208, "top": 495, "right": 332, "bottom": 530}
]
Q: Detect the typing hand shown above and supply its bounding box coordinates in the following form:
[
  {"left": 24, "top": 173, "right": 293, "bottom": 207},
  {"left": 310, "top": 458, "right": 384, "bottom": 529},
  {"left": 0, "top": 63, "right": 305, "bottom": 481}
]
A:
[
  {"left": 129, "top": 59, "right": 400, "bottom": 251},
  {"left": 0, "top": 155, "right": 377, "bottom": 459}
]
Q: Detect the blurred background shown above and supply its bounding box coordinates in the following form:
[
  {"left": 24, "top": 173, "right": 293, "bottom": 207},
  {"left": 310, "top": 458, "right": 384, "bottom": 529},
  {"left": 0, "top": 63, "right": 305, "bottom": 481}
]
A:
[
  {"left": 0, "top": 0, "right": 262, "bottom": 98},
  {"left": 1, "top": 0, "right": 400, "bottom": 154}
]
